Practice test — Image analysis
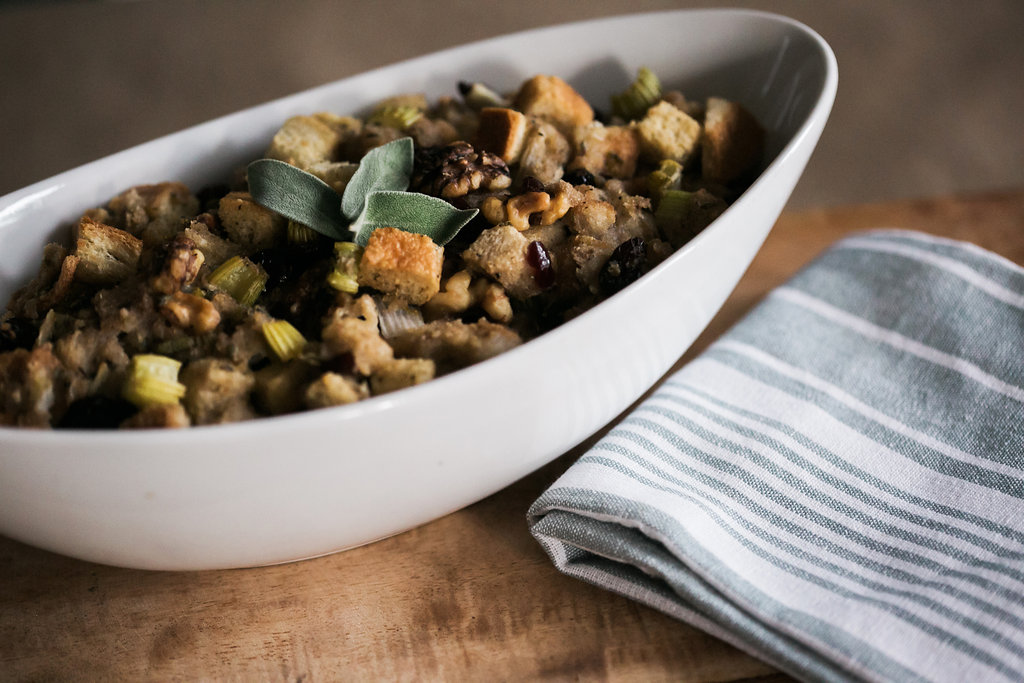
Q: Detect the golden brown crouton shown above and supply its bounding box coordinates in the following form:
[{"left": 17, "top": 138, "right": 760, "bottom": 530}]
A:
[
  {"left": 304, "top": 160, "right": 359, "bottom": 194},
  {"left": 357, "top": 227, "right": 444, "bottom": 305},
  {"left": 218, "top": 191, "right": 287, "bottom": 251},
  {"left": 265, "top": 113, "right": 360, "bottom": 169},
  {"left": 513, "top": 75, "right": 594, "bottom": 140},
  {"left": 701, "top": 97, "right": 765, "bottom": 184},
  {"left": 570, "top": 123, "right": 641, "bottom": 179},
  {"left": 73, "top": 217, "right": 143, "bottom": 285},
  {"left": 474, "top": 107, "right": 528, "bottom": 163},
  {"left": 517, "top": 118, "right": 571, "bottom": 185},
  {"left": 634, "top": 100, "right": 702, "bottom": 165},
  {"left": 566, "top": 186, "right": 617, "bottom": 238}
]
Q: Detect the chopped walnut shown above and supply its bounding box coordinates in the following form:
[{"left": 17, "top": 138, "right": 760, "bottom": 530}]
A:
[
  {"left": 410, "top": 141, "right": 512, "bottom": 199},
  {"left": 499, "top": 182, "right": 572, "bottom": 231},
  {"left": 160, "top": 291, "right": 221, "bottom": 335},
  {"left": 153, "top": 233, "right": 206, "bottom": 295}
]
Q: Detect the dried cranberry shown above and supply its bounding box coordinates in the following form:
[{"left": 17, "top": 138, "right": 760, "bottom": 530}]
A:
[
  {"left": 252, "top": 242, "right": 324, "bottom": 289},
  {"left": 0, "top": 317, "right": 37, "bottom": 352},
  {"left": 562, "top": 168, "right": 597, "bottom": 186},
  {"left": 57, "top": 395, "right": 137, "bottom": 430},
  {"left": 526, "top": 240, "right": 556, "bottom": 289},
  {"left": 599, "top": 237, "right": 646, "bottom": 295}
]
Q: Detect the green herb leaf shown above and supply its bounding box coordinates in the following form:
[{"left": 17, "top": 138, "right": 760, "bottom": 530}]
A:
[
  {"left": 247, "top": 159, "right": 349, "bottom": 241},
  {"left": 341, "top": 137, "right": 414, "bottom": 221},
  {"left": 350, "top": 191, "right": 478, "bottom": 246}
]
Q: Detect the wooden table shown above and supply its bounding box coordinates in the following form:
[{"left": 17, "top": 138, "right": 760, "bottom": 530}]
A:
[{"left": 3, "top": 189, "right": 1022, "bottom": 681}]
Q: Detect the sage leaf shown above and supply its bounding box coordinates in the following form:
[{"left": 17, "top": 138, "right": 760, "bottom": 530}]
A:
[
  {"left": 350, "top": 190, "right": 478, "bottom": 246},
  {"left": 247, "top": 159, "right": 349, "bottom": 241},
  {"left": 341, "top": 137, "right": 414, "bottom": 221}
]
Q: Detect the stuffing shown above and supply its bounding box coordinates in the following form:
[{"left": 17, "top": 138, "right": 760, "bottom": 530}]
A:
[
  {"left": 107, "top": 182, "right": 199, "bottom": 246},
  {"left": 0, "top": 68, "right": 762, "bottom": 429}
]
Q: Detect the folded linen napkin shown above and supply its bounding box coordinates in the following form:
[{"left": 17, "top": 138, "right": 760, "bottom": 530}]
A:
[{"left": 528, "top": 229, "right": 1024, "bottom": 683}]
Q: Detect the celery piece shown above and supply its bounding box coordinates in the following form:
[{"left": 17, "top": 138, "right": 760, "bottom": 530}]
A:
[
  {"left": 368, "top": 105, "right": 423, "bottom": 130},
  {"left": 208, "top": 255, "right": 268, "bottom": 307},
  {"left": 287, "top": 220, "right": 318, "bottom": 244},
  {"left": 611, "top": 67, "right": 663, "bottom": 121},
  {"left": 327, "top": 241, "right": 363, "bottom": 293},
  {"left": 648, "top": 159, "right": 684, "bottom": 202},
  {"left": 262, "top": 320, "right": 307, "bottom": 362},
  {"left": 123, "top": 354, "right": 186, "bottom": 407}
]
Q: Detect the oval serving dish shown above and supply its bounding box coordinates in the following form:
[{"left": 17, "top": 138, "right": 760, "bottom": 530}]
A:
[{"left": 0, "top": 9, "right": 837, "bottom": 570}]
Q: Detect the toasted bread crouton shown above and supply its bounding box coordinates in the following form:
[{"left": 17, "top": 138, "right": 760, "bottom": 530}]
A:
[
  {"left": 634, "top": 100, "right": 702, "bottom": 165},
  {"left": 513, "top": 75, "right": 594, "bottom": 140},
  {"left": 389, "top": 319, "right": 521, "bottom": 374},
  {"left": 265, "top": 113, "right": 360, "bottom": 169},
  {"left": 474, "top": 107, "right": 528, "bottom": 163},
  {"left": 107, "top": 182, "right": 199, "bottom": 246},
  {"left": 180, "top": 358, "right": 256, "bottom": 425},
  {"left": 218, "top": 191, "right": 287, "bottom": 251},
  {"left": 517, "top": 118, "right": 571, "bottom": 185},
  {"left": 701, "top": 97, "right": 765, "bottom": 184},
  {"left": 461, "top": 223, "right": 545, "bottom": 300},
  {"left": 357, "top": 227, "right": 444, "bottom": 305},
  {"left": 369, "top": 357, "right": 436, "bottom": 395},
  {"left": 566, "top": 185, "right": 617, "bottom": 238},
  {"left": 321, "top": 315, "right": 394, "bottom": 376},
  {"left": 569, "top": 122, "right": 640, "bottom": 179},
  {"left": 74, "top": 217, "right": 143, "bottom": 285},
  {"left": 304, "top": 372, "right": 369, "bottom": 409},
  {"left": 304, "top": 160, "right": 359, "bottom": 194}
]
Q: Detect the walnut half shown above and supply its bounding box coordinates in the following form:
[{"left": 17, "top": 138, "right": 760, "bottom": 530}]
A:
[{"left": 410, "top": 141, "right": 512, "bottom": 199}]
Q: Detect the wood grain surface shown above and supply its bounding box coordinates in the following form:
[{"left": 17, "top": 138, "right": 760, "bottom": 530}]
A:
[{"left": 2, "top": 189, "right": 1022, "bottom": 681}]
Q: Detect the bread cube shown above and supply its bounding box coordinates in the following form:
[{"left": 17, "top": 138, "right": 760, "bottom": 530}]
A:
[
  {"left": 265, "top": 113, "right": 360, "bottom": 168},
  {"left": 569, "top": 122, "right": 640, "bottom": 179},
  {"left": 74, "top": 216, "right": 143, "bottom": 285},
  {"left": 218, "top": 191, "right": 287, "bottom": 251},
  {"left": 513, "top": 75, "right": 594, "bottom": 139},
  {"left": 461, "top": 223, "right": 544, "bottom": 300},
  {"left": 701, "top": 97, "right": 765, "bottom": 183},
  {"left": 357, "top": 227, "right": 444, "bottom": 305},
  {"left": 634, "top": 100, "right": 702, "bottom": 165},
  {"left": 474, "top": 107, "right": 528, "bottom": 163}
]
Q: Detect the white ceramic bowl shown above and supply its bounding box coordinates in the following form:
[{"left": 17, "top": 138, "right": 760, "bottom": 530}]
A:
[{"left": 0, "top": 9, "right": 836, "bottom": 570}]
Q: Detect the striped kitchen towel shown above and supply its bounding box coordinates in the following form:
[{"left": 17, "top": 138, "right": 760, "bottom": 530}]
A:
[{"left": 528, "top": 229, "right": 1024, "bottom": 683}]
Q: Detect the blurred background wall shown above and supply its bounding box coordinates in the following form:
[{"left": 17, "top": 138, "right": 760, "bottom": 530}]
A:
[{"left": 1, "top": 0, "right": 1022, "bottom": 210}]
